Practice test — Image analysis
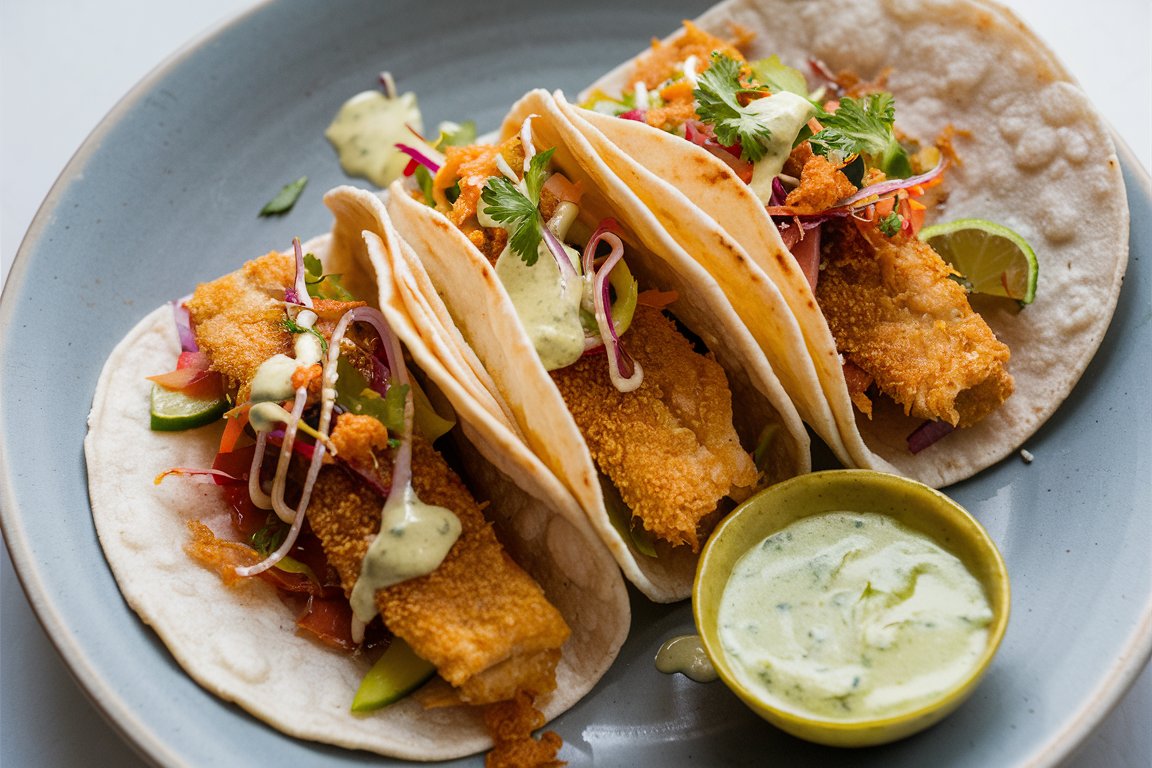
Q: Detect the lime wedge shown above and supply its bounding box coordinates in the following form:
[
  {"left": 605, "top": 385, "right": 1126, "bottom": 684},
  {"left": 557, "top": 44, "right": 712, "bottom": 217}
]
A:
[
  {"left": 149, "top": 384, "right": 228, "bottom": 431},
  {"left": 919, "top": 218, "right": 1038, "bottom": 305},
  {"left": 351, "top": 637, "right": 436, "bottom": 712}
]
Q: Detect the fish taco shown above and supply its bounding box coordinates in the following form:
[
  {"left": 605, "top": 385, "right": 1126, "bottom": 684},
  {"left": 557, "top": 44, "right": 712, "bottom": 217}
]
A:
[
  {"left": 569, "top": 0, "right": 1129, "bottom": 487},
  {"left": 385, "top": 89, "right": 811, "bottom": 603},
  {"left": 84, "top": 194, "right": 630, "bottom": 763}
]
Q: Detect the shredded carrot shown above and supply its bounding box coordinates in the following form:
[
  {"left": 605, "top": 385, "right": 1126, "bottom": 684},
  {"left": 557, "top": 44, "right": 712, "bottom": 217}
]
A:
[
  {"left": 637, "top": 288, "right": 679, "bottom": 310},
  {"left": 218, "top": 404, "right": 251, "bottom": 454}
]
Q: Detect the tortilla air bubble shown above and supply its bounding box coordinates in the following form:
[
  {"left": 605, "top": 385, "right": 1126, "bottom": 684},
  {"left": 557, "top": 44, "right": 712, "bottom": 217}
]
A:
[{"left": 215, "top": 632, "right": 272, "bottom": 684}]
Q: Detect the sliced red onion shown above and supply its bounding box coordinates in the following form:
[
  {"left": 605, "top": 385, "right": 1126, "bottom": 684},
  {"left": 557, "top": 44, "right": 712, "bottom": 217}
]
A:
[
  {"left": 907, "top": 419, "right": 956, "bottom": 453},
  {"left": 378, "top": 71, "right": 397, "bottom": 99},
  {"left": 237, "top": 307, "right": 411, "bottom": 578},
  {"left": 770, "top": 177, "right": 789, "bottom": 207},
  {"left": 337, "top": 307, "right": 414, "bottom": 504},
  {"left": 765, "top": 205, "right": 851, "bottom": 222},
  {"left": 618, "top": 109, "right": 647, "bottom": 122},
  {"left": 248, "top": 431, "right": 273, "bottom": 510},
  {"left": 832, "top": 160, "right": 946, "bottom": 209},
  {"left": 542, "top": 222, "right": 579, "bottom": 282},
  {"left": 396, "top": 143, "right": 443, "bottom": 174},
  {"left": 287, "top": 237, "right": 313, "bottom": 309},
  {"left": 170, "top": 298, "right": 198, "bottom": 352},
  {"left": 582, "top": 219, "right": 642, "bottom": 392}
]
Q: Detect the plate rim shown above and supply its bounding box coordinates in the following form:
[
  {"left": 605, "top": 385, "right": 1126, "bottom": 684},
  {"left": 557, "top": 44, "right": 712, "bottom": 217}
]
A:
[{"left": 1, "top": 1, "right": 1150, "bottom": 766}]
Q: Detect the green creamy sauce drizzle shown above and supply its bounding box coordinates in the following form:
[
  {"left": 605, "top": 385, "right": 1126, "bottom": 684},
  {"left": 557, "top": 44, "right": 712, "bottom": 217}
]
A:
[
  {"left": 719, "top": 512, "right": 993, "bottom": 720},
  {"left": 325, "top": 90, "right": 423, "bottom": 187},
  {"left": 655, "top": 635, "right": 719, "bottom": 683},
  {"left": 350, "top": 485, "right": 462, "bottom": 622},
  {"left": 746, "top": 91, "right": 818, "bottom": 202},
  {"left": 494, "top": 232, "right": 585, "bottom": 371}
]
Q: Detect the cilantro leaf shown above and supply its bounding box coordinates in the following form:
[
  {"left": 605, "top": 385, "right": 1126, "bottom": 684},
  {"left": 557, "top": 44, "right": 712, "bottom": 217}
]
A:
[
  {"left": 259, "top": 176, "right": 308, "bottom": 216},
  {"left": 334, "top": 357, "right": 408, "bottom": 435},
  {"left": 479, "top": 148, "right": 556, "bottom": 265},
  {"left": 281, "top": 315, "right": 328, "bottom": 354},
  {"left": 414, "top": 165, "right": 436, "bottom": 207},
  {"left": 302, "top": 252, "right": 355, "bottom": 301},
  {"left": 878, "top": 211, "right": 903, "bottom": 237},
  {"left": 523, "top": 148, "right": 554, "bottom": 205},
  {"left": 251, "top": 513, "right": 288, "bottom": 556},
  {"left": 809, "top": 94, "right": 912, "bottom": 178},
  {"left": 693, "top": 52, "right": 774, "bottom": 163}
]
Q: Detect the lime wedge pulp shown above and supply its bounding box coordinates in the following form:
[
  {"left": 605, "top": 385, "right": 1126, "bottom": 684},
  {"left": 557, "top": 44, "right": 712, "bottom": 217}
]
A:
[
  {"left": 919, "top": 218, "right": 1038, "bottom": 305},
  {"left": 149, "top": 384, "right": 228, "bottom": 431}
]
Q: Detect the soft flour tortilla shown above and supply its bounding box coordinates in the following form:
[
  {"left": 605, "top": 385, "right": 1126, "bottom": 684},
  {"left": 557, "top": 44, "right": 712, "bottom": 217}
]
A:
[
  {"left": 85, "top": 227, "right": 630, "bottom": 760},
  {"left": 572, "top": 0, "right": 1129, "bottom": 487},
  {"left": 386, "top": 90, "right": 811, "bottom": 602}
]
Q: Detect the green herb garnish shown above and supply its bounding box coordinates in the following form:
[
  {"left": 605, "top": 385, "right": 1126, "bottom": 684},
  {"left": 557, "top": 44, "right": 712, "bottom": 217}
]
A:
[
  {"left": 303, "top": 252, "right": 355, "bottom": 301},
  {"left": 259, "top": 176, "right": 308, "bottom": 216},
  {"left": 334, "top": 357, "right": 408, "bottom": 435},
  {"left": 281, "top": 315, "right": 328, "bottom": 354},
  {"left": 878, "top": 212, "right": 903, "bottom": 237},
  {"left": 251, "top": 513, "right": 289, "bottom": 556},
  {"left": 693, "top": 52, "right": 774, "bottom": 163},
  {"left": 479, "top": 147, "right": 555, "bottom": 264},
  {"left": 414, "top": 165, "right": 436, "bottom": 207},
  {"left": 809, "top": 94, "right": 912, "bottom": 178}
]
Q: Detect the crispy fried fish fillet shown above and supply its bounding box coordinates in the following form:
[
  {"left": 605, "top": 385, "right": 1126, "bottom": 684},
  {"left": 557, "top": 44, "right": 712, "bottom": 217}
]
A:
[
  {"left": 306, "top": 433, "right": 570, "bottom": 705},
  {"left": 186, "top": 251, "right": 365, "bottom": 400},
  {"left": 550, "top": 305, "right": 758, "bottom": 552},
  {"left": 186, "top": 252, "right": 295, "bottom": 395},
  {"left": 816, "top": 221, "right": 1014, "bottom": 427}
]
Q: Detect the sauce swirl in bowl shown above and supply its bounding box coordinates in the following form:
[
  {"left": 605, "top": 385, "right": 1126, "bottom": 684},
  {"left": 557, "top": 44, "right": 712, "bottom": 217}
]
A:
[{"left": 693, "top": 470, "right": 1010, "bottom": 747}]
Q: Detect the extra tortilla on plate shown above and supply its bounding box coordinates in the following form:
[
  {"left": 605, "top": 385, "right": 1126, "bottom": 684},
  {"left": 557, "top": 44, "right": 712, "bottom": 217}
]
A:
[{"left": 570, "top": 0, "right": 1129, "bottom": 487}]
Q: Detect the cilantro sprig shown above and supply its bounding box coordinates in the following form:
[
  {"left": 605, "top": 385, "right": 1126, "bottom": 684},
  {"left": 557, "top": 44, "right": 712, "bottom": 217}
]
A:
[
  {"left": 479, "top": 148, "right": 555, "bottom": 265},
  {"left": 281, "top": 315, "right": 328, "bottom": 355},
  {"left": 693, "top": 52, "right": 775, "bottom": 163},
  {"left": 259, "top": 176, "right": 308, "bottom": 217},
  {"left": 303, "top": 253, "right": 355, "bottom": 301},
  {"left": 878, "top": 211, "right": 903, "bottom": 237},
  {"left": 809, "top": 93, "right": 912, "bottom": 178}
]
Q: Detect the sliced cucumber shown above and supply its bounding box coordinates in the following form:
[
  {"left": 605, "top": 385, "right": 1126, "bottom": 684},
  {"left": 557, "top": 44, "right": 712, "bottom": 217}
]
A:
[
  {"left": 351, "top": 637, "right": 436, "bottom": 712},
  {"left": 149, "top": 384, "right": 228, "bottom": 431}
]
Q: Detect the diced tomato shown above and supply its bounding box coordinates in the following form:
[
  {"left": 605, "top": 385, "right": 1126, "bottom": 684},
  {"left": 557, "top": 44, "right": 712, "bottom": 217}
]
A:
[
  {"left": 288, "top": 592, "right": 358, "bottom": 651},
  {"left": 148, "top": 349, "right": 224, "bottom": 399},
  {"left": 542, "top": 172, "right": 584, "bottom": 205}
]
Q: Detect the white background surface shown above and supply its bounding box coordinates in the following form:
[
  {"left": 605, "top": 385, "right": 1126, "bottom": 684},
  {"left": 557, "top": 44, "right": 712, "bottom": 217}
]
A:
[{"left": 1, "top": 1, "right": 1149, "bottom": 766}]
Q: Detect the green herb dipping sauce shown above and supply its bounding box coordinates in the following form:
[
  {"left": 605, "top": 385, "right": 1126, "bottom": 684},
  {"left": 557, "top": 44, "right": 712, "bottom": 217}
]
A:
[{"left": 718, "top": 511, "right": 993, "bottom": 721}]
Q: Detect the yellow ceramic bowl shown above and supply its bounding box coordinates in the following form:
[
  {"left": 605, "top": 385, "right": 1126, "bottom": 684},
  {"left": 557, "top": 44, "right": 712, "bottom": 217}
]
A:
[{"left": 693, "top": 470, "right": 1010, "bottom": 747}]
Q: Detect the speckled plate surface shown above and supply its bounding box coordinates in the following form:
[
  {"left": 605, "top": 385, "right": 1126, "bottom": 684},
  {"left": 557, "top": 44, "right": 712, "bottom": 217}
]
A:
[{"left": 0, "top": 1, "right": 1149, "bottom": 765}]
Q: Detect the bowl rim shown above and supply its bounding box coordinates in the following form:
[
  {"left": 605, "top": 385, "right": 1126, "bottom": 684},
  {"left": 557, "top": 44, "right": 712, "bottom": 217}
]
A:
[{"left": 692, "top": 468, "right": 1012, "bottom": 736}]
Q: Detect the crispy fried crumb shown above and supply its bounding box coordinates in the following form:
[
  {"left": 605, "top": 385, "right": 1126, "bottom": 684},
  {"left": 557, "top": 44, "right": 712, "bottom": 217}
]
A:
[
  {"left": 186, "top": 251, "right": 295, "bottom": 396},
  {"left": 483, "top": 692, "right": 565, "bottom": 768},
  {"left": 784, "top": 154, "right": 858, "bottom": 213},
  {"left": 184, "top": 520, "right": 259, "bottom": 586}
]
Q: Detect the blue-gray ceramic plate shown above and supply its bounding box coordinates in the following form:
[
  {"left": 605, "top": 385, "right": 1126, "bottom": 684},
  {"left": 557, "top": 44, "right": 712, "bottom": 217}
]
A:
[{"left": 1, "top": 1, "right": 1149, "bottom": 765}]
